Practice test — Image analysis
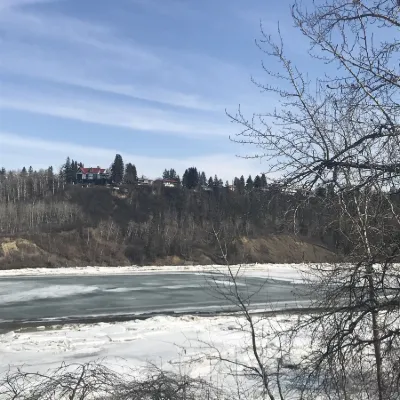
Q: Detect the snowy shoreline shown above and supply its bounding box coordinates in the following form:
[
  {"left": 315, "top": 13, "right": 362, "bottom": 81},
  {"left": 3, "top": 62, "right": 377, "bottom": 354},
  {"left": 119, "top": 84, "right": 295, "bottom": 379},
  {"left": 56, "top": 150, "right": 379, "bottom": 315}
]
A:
[
  {"left": 0, "top": 313, "right": 301, "bottom": 376},
  {"left": 0, "top": 263, "right": 315, "bottom": 282}
]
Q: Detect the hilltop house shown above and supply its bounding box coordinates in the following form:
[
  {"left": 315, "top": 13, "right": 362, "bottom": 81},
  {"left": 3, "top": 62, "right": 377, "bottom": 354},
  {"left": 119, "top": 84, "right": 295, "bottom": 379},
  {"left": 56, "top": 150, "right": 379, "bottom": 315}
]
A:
[
  {"left": 153, "top": 178, "right": 180, "bottom": 188},
  {"left": 76, "top": 167, "right": 109, "bottom": 184},
  {"left": 137, "top": 176, "right": 153, "bottom": 186},
  {"left": 163, "top": 178, "right": 179, "bottom": 188}
]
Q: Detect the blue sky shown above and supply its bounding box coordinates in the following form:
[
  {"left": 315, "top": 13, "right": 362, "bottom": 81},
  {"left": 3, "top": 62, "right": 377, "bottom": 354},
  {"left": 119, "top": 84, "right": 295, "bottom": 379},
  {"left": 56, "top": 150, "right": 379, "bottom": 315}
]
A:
[{"left": 0, "top": 0, "right": 309, "bottom": 180}]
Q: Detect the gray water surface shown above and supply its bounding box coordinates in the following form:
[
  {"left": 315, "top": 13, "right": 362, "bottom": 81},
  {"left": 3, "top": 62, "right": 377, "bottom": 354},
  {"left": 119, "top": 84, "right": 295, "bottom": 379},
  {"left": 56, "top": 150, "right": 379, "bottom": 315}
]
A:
[{"left": 0, "top": 273, "right": 305, "bottom": 329}]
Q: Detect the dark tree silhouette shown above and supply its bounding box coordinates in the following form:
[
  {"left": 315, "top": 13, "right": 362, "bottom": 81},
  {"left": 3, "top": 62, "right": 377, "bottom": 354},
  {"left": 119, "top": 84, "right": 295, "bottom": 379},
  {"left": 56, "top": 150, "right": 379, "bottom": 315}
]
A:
[
  {"left": 124, "top": 163, "right": 138, "bottom": 184},
  {"left": 182, "top": 167, "right": 199, "bottom": 189},
  {"left": 111, "top": 154, "right": 124, "bottom": 184}
]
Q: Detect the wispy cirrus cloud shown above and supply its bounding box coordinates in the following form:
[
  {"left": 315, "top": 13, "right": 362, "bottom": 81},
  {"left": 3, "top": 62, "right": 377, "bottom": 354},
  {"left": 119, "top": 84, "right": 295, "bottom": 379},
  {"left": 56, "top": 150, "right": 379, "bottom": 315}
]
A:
[
  {"left": 0, "top": 2, "right": 260, "bottom": 128},
  {"left": 0, "top": 0, "right": 58, "bottom": 11},
  {"left": 0, "top": 0, "right": 277, "bottom": 174},
  {"left": 0, "top": 50, "right": 223, "bottom": 112},
  {"left": 0, "top": 83, "right": 230, "bottom": 137}
]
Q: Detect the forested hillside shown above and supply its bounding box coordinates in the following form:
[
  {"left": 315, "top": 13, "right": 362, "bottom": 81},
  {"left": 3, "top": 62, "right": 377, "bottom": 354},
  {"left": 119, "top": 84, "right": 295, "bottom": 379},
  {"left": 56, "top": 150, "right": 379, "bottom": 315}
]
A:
[{"left": 0, "top": 163, "right": 345, "bottom": 268}]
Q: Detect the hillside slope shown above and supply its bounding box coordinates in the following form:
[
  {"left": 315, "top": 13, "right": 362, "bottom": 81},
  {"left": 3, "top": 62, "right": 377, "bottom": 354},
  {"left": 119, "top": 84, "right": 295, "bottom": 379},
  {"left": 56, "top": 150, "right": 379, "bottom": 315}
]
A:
[{"left": 0, "top": 186, "right": 339, "bottom": 269}]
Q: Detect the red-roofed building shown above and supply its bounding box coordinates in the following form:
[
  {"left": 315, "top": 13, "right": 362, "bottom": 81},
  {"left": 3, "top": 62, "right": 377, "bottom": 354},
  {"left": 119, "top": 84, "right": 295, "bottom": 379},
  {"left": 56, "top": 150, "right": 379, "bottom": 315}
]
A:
[{"left": 76, "top": 166, "right": 109, "bottom": 184}]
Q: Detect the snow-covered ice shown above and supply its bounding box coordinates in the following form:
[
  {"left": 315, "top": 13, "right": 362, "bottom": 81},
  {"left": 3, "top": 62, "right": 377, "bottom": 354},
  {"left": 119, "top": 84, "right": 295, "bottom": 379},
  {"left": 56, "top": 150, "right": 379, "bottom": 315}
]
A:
[
  {"left": 0, "top": 263, "right": 313, "bottom": 394},
  {"left": 0, "top": 284, "right": 100, "bottom": 304},
  {"left": 0, "top": 262, "right": 310, "bottom": 282},
  {"left": 0, "top": 314, "right": 304, "bottom": 380}
]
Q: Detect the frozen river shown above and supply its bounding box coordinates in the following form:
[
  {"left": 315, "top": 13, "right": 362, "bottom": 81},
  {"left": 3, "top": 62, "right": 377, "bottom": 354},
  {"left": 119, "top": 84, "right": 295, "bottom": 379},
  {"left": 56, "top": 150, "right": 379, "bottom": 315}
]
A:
[{"left": 0, "top": 272, "right": 306, "bottom": 330}]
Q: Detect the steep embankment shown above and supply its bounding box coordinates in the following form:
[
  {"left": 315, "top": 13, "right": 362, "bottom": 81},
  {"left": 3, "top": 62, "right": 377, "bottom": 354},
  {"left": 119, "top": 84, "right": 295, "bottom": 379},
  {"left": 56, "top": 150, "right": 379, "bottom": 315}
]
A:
[
  {"left": 0, "top": 234, "right": 336, "bottom": 269},
  {"left": 0, "top": 185, "right": 338, "bottom": 269}
]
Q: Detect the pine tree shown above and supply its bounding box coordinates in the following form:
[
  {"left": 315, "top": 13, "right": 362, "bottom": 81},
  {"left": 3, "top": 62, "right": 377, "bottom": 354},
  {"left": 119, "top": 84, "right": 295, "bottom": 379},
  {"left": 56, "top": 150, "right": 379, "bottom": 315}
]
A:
[
  {"left": 28, "top": 166, "right": 33, "bottom": 175},
  {"left": 163, "top": 168, "right": 177, "bottom": 180},
  {"left": 47, "top": 166, "right": 54, "bottom": 177},
  {"left": 254, "top": 175, "right": 262, "bottom": 188},
  {"left": 71, "top": 160, "right": 79, "bottom": 183},
  {"left": 239, "top": 175, "right": 245, "bottom": 193},
  {"left": 213, "top": 175, "right": 219, "bottom": 187},
  {"left": 0, "top": 167, "right": 6, "bottom": 176},
  {"left": 125, "top": 163, "right": 138, "bottom": 184},
  {"left": 47, "top": 166, "right": 54, "bottom": 192},
  {"left": 261, "top": 173, "right": 267, "bottom": 188},
  {"left": 169, "top": 169, "right": 177, "bottom": 179},
  {"left": 208, "top": 177, "right": 213, "bottom": 188},
  {"left": 182, "top": 167, "right": 199, "bottom": 189},
  {"left": 111, "top": 154, "right": 124, "bottom": 184},
  {"left": 21, "top": 167, "right": 27, "bottom": 176},
  {"left": 199, "top": 172, "right": 207, "bottom": 186},
  {"left": 246, "top": 175, "right": 254, "bottom": 190},
  {"left": 63, "top": 157, "right": 74, "bottom": 184}
]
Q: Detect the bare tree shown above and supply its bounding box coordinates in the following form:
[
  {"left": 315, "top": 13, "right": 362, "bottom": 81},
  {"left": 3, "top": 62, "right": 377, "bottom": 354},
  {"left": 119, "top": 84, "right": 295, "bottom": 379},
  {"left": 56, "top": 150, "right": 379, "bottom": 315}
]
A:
[
  {"left": 227, "top": 0, "right": 400, "bottom": 398},
  {"left": 0, "top": 361, "right": 223, "bottom": 400}
]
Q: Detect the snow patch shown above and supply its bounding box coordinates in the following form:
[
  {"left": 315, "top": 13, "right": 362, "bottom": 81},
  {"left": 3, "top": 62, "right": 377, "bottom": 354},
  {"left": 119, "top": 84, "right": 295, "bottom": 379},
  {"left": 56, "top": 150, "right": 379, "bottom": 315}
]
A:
[
  {"left": 0, "top": 285, "right": 100, "bottom": 304},
  {"left": 0, "top": 263, "right": 308, "bottom": 283},
  {"left": 103, "top": 287, "right": 138, "bottom": 293}
]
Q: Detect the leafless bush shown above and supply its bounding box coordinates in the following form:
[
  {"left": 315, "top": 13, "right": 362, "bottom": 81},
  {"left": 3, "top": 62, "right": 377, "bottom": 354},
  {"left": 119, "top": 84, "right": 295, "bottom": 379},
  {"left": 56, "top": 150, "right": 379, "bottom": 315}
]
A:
[{"left": 0, "top": 361, "right": 224, "bottom": 400}]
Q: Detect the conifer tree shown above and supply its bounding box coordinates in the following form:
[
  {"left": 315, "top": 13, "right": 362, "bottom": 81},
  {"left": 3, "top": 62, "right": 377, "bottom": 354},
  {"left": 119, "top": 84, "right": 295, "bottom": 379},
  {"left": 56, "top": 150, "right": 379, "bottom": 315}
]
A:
[
  {"left": 111, "top": 154, "right": 124, "bottom": 184},
  {"left": 125, "top": 163, "right": 138, "bottom": 184},
  {"left": 246, "top": 175, "right": 254, "bottom": 190},
  {"left": 199, "top": 172, "right": 207, "bottom": 186},
  {"left": 182, "top": 167, "right": 199, "bottom": 189},
  {"left": 260, "top": 173, "right": 267, "bottom": 188}
]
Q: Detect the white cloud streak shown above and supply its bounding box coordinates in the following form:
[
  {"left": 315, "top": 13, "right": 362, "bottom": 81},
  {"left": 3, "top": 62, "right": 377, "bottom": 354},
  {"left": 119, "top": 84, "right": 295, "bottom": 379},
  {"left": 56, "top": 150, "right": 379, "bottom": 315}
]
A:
[
  {"left": 0, "top": 84, "right": 230, "bottom": 137},
  {"left": 0, "top": 0, "right": 273, "bottom": 168},
  {"left": 0, "top": 0, "right": 57, "bottom": 12},
  {"left": 0, "top": 3, "right": 263, "bottom": 111}
]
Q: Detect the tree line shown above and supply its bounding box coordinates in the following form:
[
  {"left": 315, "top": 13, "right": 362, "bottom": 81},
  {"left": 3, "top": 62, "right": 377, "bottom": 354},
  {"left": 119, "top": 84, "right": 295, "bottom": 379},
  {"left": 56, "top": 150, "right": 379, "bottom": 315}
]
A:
[{"left": 0, "top": 153, "right": 272, "bottom": 202}]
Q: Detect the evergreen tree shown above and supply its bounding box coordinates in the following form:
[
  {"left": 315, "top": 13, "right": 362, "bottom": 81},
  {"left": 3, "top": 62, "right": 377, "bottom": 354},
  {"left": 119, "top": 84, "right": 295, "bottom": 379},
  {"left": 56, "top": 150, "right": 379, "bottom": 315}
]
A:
[
  {"left": 261, "top": 173, "right": 267, "bottom": 188},
  {"left": 21, "top": 167, "right": 27, "bottom": 176},
  {"left": 254, "top": 175, "right": 262, "bottom": 188},
  {"left": 169, "top": 169, "right": 177, "bottom": 179},
  {"left": 208, "top": 177, "right": 213, "bottom": 188},
  {"left": 28, "top": 166, "right": 33, "bottom": 175},
  {"left": 47, "top": 166, "right": 54, "bottom": 191},
  {"left": 239, "top": 175, "right": 246, "bottom": 192},
  {"left": 63, "top": 157, "right": 74, "bottom": 184},
  {"left": 71, "top": 161, "right": 79, "bottom": 183},
  {"left": 246, "top": 175, "right": 254, "bottom": 190},
  {"left": 163, "top": 168, "right": 177, "bottom": 180},
  {"left": 199, "top": 172, "right": 207, "bottom": 186},
  {"left": 213, "top": 175, "right": 219, "bottom": 187},
  {"left": 225, "top": 180, "right": 230, "bottom": 188},
  {"left": 124, "top": 163, "right": 138, "bottom": 184},
  {"left": 182, "top": 167, "right": 199, "bottom": 189},
  {"left": 234, "top": 177, "right": 240, "bottom": 190},
  {"left": 0, "top": 167, "right": 6, "bottom": 176},
  {"left": 111, "top": 154, "right": 124, "bottom": 184}
]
